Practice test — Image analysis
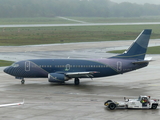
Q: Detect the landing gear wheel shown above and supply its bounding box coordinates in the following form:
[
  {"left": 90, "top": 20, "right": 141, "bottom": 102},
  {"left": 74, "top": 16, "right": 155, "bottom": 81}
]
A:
[
  {"left": 74, "top": 78, "right": 80, "bottom": 85},
  {"left": 21, "top": 79, "right": 25, "bottom": 84}
]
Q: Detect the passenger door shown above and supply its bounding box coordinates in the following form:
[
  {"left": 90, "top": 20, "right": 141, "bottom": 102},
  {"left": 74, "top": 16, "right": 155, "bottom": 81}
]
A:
[
  {"left": 117, "top": 61, "right": 122, "bottom": 72},
  {"left": 25, "top": 61, "right": 30, "bottom": 71}
]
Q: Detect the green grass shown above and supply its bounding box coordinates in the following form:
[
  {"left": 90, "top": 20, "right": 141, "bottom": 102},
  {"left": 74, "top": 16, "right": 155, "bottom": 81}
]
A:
[
  {"left": 108, "top": 46, "right": 160, "bottom": 54},
  {"left": 0, "top": 60, "right": 13, "bottom": 66},
  {"left": 1, "top": 17, "right": 160, "bottom": 24},
  {"left": 0, "top": 17, "right": 160, "bottom": 46},
  {"left": 0, "top": 24, "right": 160, "bottom": 46}
]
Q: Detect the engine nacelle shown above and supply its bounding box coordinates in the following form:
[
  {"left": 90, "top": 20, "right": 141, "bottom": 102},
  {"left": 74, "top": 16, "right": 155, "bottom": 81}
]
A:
[{"left": 48, "top": 73, "right": 69, "bottom": 83}]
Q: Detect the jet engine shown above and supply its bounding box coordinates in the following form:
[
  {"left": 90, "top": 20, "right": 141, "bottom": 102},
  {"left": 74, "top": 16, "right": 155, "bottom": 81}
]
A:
[{"left": 48, "top": 73, "right": 69, "bottom": 83}]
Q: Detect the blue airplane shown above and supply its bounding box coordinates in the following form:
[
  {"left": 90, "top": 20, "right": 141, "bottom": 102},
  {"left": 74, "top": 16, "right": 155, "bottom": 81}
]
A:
[{"left": 4, "top": 29, "right": 152, "bottom": 85}]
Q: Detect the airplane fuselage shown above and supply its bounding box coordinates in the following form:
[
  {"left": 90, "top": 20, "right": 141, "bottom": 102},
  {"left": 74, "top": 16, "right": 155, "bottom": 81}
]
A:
[{"left": 4, "top": 58, "right": 148, "bottom": 79}]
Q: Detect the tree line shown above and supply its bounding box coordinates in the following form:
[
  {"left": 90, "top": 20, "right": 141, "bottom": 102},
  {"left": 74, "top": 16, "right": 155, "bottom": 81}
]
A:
[{"left": 0, "top": 0, "right": 160, "bottom": 18}]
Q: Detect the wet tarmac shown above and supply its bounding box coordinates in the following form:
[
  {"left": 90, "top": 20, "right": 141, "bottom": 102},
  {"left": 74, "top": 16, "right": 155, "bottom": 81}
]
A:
[{"left": 0, "top": 41, "right": 160, "bottom": 120}]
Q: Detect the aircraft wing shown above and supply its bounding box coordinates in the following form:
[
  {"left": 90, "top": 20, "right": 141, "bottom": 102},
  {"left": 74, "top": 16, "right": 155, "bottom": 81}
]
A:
[
  {"left": 65, "top": 71, "right": 99, "bottom": 78},
  {"left": 0, "top": 100, "right": 24, "bottom": 107}
]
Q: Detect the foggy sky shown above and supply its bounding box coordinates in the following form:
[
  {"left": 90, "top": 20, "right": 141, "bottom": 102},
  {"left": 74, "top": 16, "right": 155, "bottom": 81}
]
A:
[{"left": 110, "top": 0, "right": 160, "bottom": 4}]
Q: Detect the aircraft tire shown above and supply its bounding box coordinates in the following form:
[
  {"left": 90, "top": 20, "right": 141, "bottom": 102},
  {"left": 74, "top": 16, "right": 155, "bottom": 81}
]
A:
[
  {"left": 21, "top": 79, "right": 25, "bottom": 84},
  {"left": 75, "top": 78, "right": 80, "bottom": 85}
]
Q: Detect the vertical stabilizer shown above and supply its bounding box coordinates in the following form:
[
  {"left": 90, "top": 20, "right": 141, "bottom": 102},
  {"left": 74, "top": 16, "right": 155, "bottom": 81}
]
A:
[{"left": 111, "top": 29, "right": 152, "bottom": 59}]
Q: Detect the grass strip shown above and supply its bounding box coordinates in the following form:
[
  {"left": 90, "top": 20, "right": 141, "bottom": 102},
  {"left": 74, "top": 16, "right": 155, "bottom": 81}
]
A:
[
  {"left": 0, "top": 60, "right": 14, "bottom": 67},
  {"left": 0, "top": 25, "right": 160, "bottom": 46}
]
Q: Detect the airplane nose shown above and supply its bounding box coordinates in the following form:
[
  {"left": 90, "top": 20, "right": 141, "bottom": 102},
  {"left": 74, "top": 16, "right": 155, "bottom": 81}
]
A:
[
  {"left": 3, "top": 67, "right": 11, "bottom": 74},
  {"left": 4, "top": 67, "right": 8, "bottom": 73}
]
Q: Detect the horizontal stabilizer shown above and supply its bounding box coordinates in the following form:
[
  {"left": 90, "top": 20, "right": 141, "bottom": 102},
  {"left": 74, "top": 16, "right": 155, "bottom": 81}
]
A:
[
  {"left": 144, "top": 57, "right": 152, "bottom": 61},
  {"left": 132, "top": 57, "right": 153, "bottom": 64}
]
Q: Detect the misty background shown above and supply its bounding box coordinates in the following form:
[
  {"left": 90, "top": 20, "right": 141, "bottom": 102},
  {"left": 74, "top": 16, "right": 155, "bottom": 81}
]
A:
[
  {"left": 1, "top": 0, "right": 160, "bottom": 18},
  {"left": 111, "top": 0, "right": 160, "bottom": 4}
]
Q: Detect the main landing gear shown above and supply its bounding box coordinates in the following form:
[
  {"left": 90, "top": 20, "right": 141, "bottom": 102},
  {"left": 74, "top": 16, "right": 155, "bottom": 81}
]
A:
[
  {"left": 74, "top": 78, "right": 80, "bottom": 85},
  {"left": 21, "top": 78, "right": 25, "bottom": 84}
]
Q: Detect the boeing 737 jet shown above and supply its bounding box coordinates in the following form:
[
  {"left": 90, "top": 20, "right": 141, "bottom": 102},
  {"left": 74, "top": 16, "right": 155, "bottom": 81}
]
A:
[{"left": 4, "top": 29, "right": 152, "bottom": 85}]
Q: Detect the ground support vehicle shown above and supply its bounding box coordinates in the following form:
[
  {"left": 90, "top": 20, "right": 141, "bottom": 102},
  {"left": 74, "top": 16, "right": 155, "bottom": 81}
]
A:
[{"left": 104, "top": 96, "right": 159, "bottom": 110}]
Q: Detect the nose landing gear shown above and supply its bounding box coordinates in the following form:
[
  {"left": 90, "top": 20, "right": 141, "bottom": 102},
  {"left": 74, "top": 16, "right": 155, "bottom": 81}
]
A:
[{"left": 21, "top": 78, "right": 25, "bottom": 84}]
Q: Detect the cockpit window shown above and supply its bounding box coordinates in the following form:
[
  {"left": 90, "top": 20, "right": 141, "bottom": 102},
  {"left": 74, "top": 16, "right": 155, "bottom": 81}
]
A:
[{"left": 11, "top": 63, "right": 19, "bottom": 67}]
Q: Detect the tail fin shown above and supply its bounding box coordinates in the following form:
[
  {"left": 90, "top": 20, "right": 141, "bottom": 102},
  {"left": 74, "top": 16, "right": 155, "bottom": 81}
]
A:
[{"left": 111, "top": 29, "right": 152, "bottom": 60}]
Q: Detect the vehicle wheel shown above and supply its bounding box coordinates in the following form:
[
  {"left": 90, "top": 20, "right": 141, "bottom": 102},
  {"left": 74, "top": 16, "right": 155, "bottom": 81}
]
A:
[
  {"left": 104, "top": 100, "right": 112, "bottom": 106},
  {"left": 108, "top": 103, "right": 116, "bottom": 110},
  {"left": 151, "top": 104, "right": 158, "bottom": 109}
]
